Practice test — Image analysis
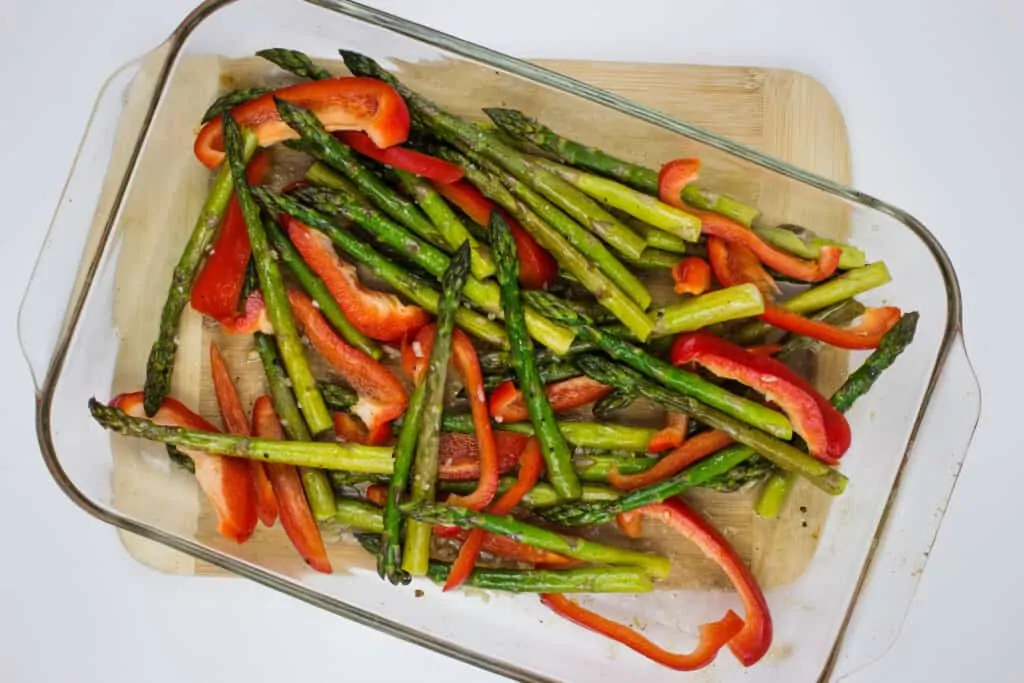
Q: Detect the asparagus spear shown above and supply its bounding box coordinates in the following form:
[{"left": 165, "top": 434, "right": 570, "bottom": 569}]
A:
[
  {"left": 440, "top": 478, "right": 621, "bottom": 508},
  {"left": 392, "top": 169, "right": 496, "bottom": 280},
  {"left": 776, "top": 299, "right": 867, "bottom": 358},
  {"left": 335, "top": 498, "right": 385, "bottom": 533},
  {"left": 754, "top": 224, "right": 866, "bottom": 270},
  {"left": 701, "top": 455, "right": 774, "bottom": 492},
  {"left": 622, "top": 248, "right": 680, "bottom": 270},
  {"left": 294, "top": 184, "right": 575, "bottom": 354},
  {"left": 317, "top": 381, "right": 357, "bottom": 412},
  {"left": 573, "top": 355, "right": 846, "bottom": 495},
  {"left": 201, "top": 88, "right": 271, "bottom": 123},
  {"left": 435, "top": 145, "right": 652, "bottom": 309},
  {"left": 403, "top": 244, "right": 470, "bottom": 577},
  {"left": 629, "top": 220, "right": 689, "bottom": 254},
  {"left": 447, "top": 150, "right": 654, "bottom": 340},
  {"left": 528, "top": 156, "right": 702, "bottom": 242},
  {"left": 591, "top": 390, "right": 636, "bottom": 419},
  {"left": 222, "top": 115, "right": 333, "bottom": 435},
  {"left": 252, "top": 188, "right": 508, "bottom": 347},
  {"left": 492, "top": 212, "right": 582, "bottom": 501},
  {"left": 89, "top": 399, "right": 393, "bottom": 472},
  {"left": 264, "top": 215, "right": 381, "bottom": 359},
  {"left": 339, "top": 51, "right": 649, "bottom": 260},
  {"left": 254, "top": 333, "right": 336, "bottom": 519},
  {"left": 481, "top": 360, "right": 581, "bottom": 392},
  {"left": 142, "top": 129, "right": 257, "bottom": 415},
  {"left": 404, "top": 503, "right": 671, "bottom": 578},
  {"left": 440, "top": 413, "right": 656, "bottom": 452},
  {"left": 256, "top": 48, "right": 333, "bottom": 80},
  {"left": 756, "top": 312, "right": 920, "bottom": 518},
  {"left": 573, "top": 454, "right": 658, "bottom": 482},
  {"left": 477, "top": 339, "right": 596, "bottom": 372},
  {"left": 680, "top": 185, "right": 760, "bottom": 227}
]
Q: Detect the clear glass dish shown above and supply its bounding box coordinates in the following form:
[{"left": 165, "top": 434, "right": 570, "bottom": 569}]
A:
[{"left": 18, "top": 0, "right": 980, "bottom": 680}]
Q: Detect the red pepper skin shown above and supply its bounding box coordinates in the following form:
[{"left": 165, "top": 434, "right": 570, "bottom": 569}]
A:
[
  {"left": 436, "top": 431, "right": 529, "bottom": 481},
  {"left": 489, "top": 376, "right": 613, "bottom": 424},
  {"left": 432, "top": 180, "right": 558, "bottom": 289},
  {"left": 216, "top": 292, "right": 274, "bottom": 335},
  {"left": 190, "top": 152, "right": 272, "bottom": 319},
  {"left": 111, "top": 392, "right": 257, "bottom": 543},
  {"left": 646, "top": 412, "right": 690, "bottom": 454},
  {"left": 252, "top": 396, "right": 332, "bottom": 574},
  {"left": 672, "top": 256, "right": 712, "bottom": 296},
  {"left": 638, "top": 499, "right": 773, "bottom": 667},
  {"left": 449, "top": 530, "right": 576, "bottom": 567},
  {"left": 760, "top": 304, "right": 902, "bottom": 350},
  {"left": 194, "top": 77, "right": 410, "bottom": 168},
  {"left": 444, "top": 437, "right": 544, "bottom": 591},
  {"left": 541, "top": 593, "right": 743, "bottom": 672},
  {"left": 707, "top": 235, "right": 779, "bottom": 297},
  {"left": 744, "top": 344, "right": 782, "bottom": 357},
  {"left": 616, "top": 511, "right": 644, "bottom": 539},
  {"left": 672, "top": 332, "right": 850, "bottom": 463},
  {"left": 612, "top": 430, "right": 735, "bottom": 490},
  {"left": 209, "top": 343, "right": 278, "bottom": 527},
  {"left": 287, "top": 290, "right": 408, "bottom": 438},
  {"left": 657, "top": 158, "right": 702, "bottom": 205},
  {"left": 288, "top": 219, "right": 430, "bottom": 342},
  {"left": 336, "top": 131, "right": 464, "bottom": 184}
]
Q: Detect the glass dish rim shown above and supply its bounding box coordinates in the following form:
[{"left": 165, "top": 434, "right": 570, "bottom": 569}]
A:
[{"left": 24, "top": 0, "right": 977, "bottom": 681}]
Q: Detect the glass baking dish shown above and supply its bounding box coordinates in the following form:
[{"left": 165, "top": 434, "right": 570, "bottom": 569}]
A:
[{"left": 18, "top": 0, "right": 980, "bottom": 680}]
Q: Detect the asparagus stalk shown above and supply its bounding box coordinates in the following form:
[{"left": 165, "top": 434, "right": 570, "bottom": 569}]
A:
[
  {"left": 448, "top": 150, "right": 654, "bottom": 340},
  {"left": 335, "top": 498, "right": 385, "bottom": 533},
  {"left": 440, "top": 478, "right": 621, "bottom": 508},
  {"left": 89, "top": 399, "right": 394, "bottom": 472},
  {"left": 574, "top": 453, "right": 658, "bottom": 482},
  {"left": 436, "top": 145, "right": 652, "bottom": 309},
  {"left": 264, "top": 216, "right": 381, "bottom": 359},
  {"left": 295, "top": 184, "right": 575, "bottom": 355},
  {"left": 339, "top": 52, "right": 650, "bottom": 260},
  {"left": 654, "top": 284, "right": 767, "bottom": 338},
  {"left": 477, "top": 339, "right": 596, "bottom": 373},
  {"left": 403, "top": 244, "right": 470, "bottom": 577},
  {"left": 222, "top": 116, "right": 333, "bottom": 435},
  {"left": 440, "top": 413, "right": 656, "bottom": 452},
  {"left": 481, "top": 361, "right": 581, "bottom": 392},
  {"left": 317, "top": 381, "right": 357, "bottom": 412},
  {"left": 754, "top": 224, "right": 866, "bottom": 270},
  {"left": 629, "top": 221, "right": 689, "bottom": 254},
  {"left": 252, "top": 188, "right": 508, "bottom": 347},
  {"left": 776, "top": 299, "right": 867, "bottom": 358},
  {"left": 528, "top": 156, "right": 702, "bottom": 242},
  {"left": 201, "top": 88, "right": 271, "bottom": 123},
  {"left": 393, "top": 169, "right": 496, "bottom": 280},
  {"left": 622, "top": 248, "right": 681, "bottom": 270},
  {"left": 702, "top": 455, "right": 774, "bottom": 492},
  {"left": 256, "top": 48, "right": 333, "bottom": 80},
  {"left": 142, "top": 129, "right": 257, "bottom": 415},
  {"left": 755, "top": 312, "right": 920, "bottom": 518},
  {"left": 680, "top": 185, "right": 760, "bottom": 227},
  {"left": 254, "top": 333, "right": 336, "bottom": 519},
  {"left": 591, "top": 390, "right": 636, "bottom": 419},
  {"left": 573, "top": 355, "right": 847, "bottom": 495},
  {"left": 492, "top": 212, "right": 582, "bottom": 501}
]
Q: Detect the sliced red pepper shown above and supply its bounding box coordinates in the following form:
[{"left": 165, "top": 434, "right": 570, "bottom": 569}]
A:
[
  {"left": 646, "top": 412, "right": 690, "bottom": 454},
  {"left": 288, "top": 218, "right": 429, "bottom": 342},
  {"left": 672, "top": 332, "right": 850, "bottom": 463},
  {"left": 444, "top": 437, "right": 544, "bottom": 591},
  {"left": 216, "top": 292, "right": 274, "bottom": 335},
  {"left": 437, "top": 431, "right": 528, "bottom": 481},
  {"left": 209, "top": 343, "right": 277, "bottom": 527},
  {"left": 251, "top": 396, "right": 332, "bottom": 574},
  {"left": 336, "top": 131, "right": 464, "bottom": 184},
  {"left": 657, "top": 158, "right": 702, "bottom": 208},
  {"left": 616, "top": 511, "right": 644, "bottom": 539},
  {"left": 110, "top": 391, "right": 257, "bottom": 543},
  {"left": 332, "top": 411, "right": 390, "bottom": 446},
  {"left": 760, "top": 304, "right": 902, "bottom": 351},
  {"left": 432, "top": 180, "right": 557, "bottom": 289},
  {"left": 489, "top": 376, "right": 613, "bottom": 424},
  {"left": 744, "top": 344, "right": 782, "bottom": 357},
  {"left": 364, "top": 483, "right": 388, "bottom": 507},
  {"left": 194, "top": 77, "right": 410, "bottom": 168},
  {"left": 671, "top": 256, "right": 712, "bottom": 296},
  {"left": 448, "top": 529, "right": 576, "bottom": 568},
  {"left": 638, "top": 499, "right": 773, "bottom": 666},
  {"left": 190, "top": 152, "right": 272, "bottom": 319},
  {"left": 541, "top": 593, "right": 743, "bottom": 672},
  {"left": 613, "top": 429, "right": 734, "bottom": 490},
  {"left": 707, "top": 235, "right": 778, "bottom": 297},
  {"left": 288, "top": 290, "right": 408, "bottom": 437}
]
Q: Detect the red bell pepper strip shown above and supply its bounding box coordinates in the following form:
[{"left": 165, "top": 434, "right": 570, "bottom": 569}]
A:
[
  {"left": 707, "top": 235, "right": 779, "bottom": 297},
  {"left": 638, "top": 499, "right": 773, "bottom": 666},
  {"left": 645, "top": 412, "right": 690, "bottom": 454},
  {"left": 489, "top": 376, "right": 613, "bottom": 424},
  {"left": 616, "top": 511, "right": 644, "bottom": 539},
  {"left": 251, "top": 395, "right": 332, "bottom": 574},
  {"left": 194, "top": 77, "right": 410, "bottom": 168},
  {"left": 332, "top": 411, "right": 390, "bottom": 446},
  {"left": 287, "top": 290, "right": 408, "bottom": 438},
  {"left": 540, "top": 593, "right": 743, "bottom": 672},
  {"left": 436, "top": 431, "right": 529, "bottom": 481},
  {"left": 657, "top": 158, "right": 702, "bottom": 205},
  {"left": 432, "top": 180, "right": 558, "bottom": 290},
  {"left": 745, "top": 344, "right": 782, "bottom": 357},
  {"left": 671, "top": 256, "right": 712, "bottom": 296},
  {"left": 759, "top": 304, "right": 903, "bottom": 351},
  {"left": 612, "top": 429, "right": 735, "bottom": 490},
  {"left": 444, "top": 437, "right": 545, "bottom": 591},
  {"left": 402, "top": 324, "right": 500, "bottom": 510},
  {"left": 216, "top": 292, "right": 274, "bottom": 335},
  {"left": 671, "top": 332, "right": 850, "bottom": 463},
  {"left": 336, "top": 131, "right": 464, "bottom": 184},
  {"left": 190, "top": 152, "right": 272, "bottom": 319},
  {"left": 209, "top": 343, "right": 278, "bottom": 527},
  {"left": 110, "top": 392, "right": 257, "bottom": 543},
  {"left": 288, "top": 218, "right": 430, "bottom": 342}
]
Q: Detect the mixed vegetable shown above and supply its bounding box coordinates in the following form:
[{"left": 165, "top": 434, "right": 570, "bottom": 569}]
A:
[{"left": 89, "top": 47, "right": 921, "bottom": 672}]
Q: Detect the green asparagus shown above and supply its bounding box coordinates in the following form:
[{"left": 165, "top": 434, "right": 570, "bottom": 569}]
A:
[
  {"left": 440, "top": 478, "right": 621, "bottom": 508},
  {"left": 201, "top": 88, "right": 271, "bottom": 123},
  {"left": 335, "top": 498, "right": 385, "bottom": 533},
  {"left": 754, "top": 224, "right": 866, "bottom": 270},
  {"left": 256, "top": 48, "right": 333, "bottom": 80},
  {"left": 317, "top": 381, "right": 358, "bottom": 412},
  {"left": 440, "top": 413, "right": 656, "bottom": 452}
]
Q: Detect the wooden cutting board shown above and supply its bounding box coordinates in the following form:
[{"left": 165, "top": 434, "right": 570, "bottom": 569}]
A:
[{"left": 106, "top": 53, "right": 850, "bottom": 586}]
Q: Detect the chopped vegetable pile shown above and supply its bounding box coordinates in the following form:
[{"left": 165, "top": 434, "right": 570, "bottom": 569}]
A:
[{"left": 88, "top": 47, "right": 921, "bottom": 672}]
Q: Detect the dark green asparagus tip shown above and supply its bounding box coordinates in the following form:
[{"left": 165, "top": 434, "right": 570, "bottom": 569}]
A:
[
  {"left": 442, "top": 242, "right": 472, "bottom": 296},
  {"left": 520, "top": 290, "right": 591, "bottom": 327},
  {"left": 201, "top": 87, "right": 272, "bottom": 123},
  {"left": 338, "top": 50, "right": 397, "bottom": 86},
  {"left": 257, "top": 48, "right": 333, "bottom": 80},
  {"left": 482, "top": 108, "right": 538, "bottom": 135},
  {"left": 489, "top": 211, "right": 518, "bottom": 281}
]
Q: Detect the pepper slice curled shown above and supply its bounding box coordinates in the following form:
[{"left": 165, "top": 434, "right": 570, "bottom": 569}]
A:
[
  {"left": 489, "top": 376, "right": 612, "bottom": 424},
  {"left": 671, "top": 256, "right": 712, "bottom": 296}
]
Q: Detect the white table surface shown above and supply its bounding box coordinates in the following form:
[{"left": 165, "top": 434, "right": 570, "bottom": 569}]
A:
[{"left": 1, "top": 1, "right": 1020, "bottom": 681}]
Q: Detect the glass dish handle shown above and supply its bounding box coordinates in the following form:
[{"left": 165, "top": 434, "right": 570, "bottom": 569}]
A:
[
  {"left": 18, "top": 45, "right": 169, "bottom": 391},
  {"left": 831, "top": 333, "right": 981, "bottom": 680}
]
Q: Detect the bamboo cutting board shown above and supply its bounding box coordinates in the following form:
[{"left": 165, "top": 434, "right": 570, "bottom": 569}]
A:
[{"left": 106, "top": 53, "right": 850, "bottom": 586}]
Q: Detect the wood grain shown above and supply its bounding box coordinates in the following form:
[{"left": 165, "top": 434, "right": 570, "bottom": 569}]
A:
[{"left": 105, "top": 54, "right": 850, "bottom": 589}]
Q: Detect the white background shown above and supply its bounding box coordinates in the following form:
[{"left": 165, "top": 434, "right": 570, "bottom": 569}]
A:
[{"left": 1, "top": 0, "right": 1020, "bottom": 681}]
